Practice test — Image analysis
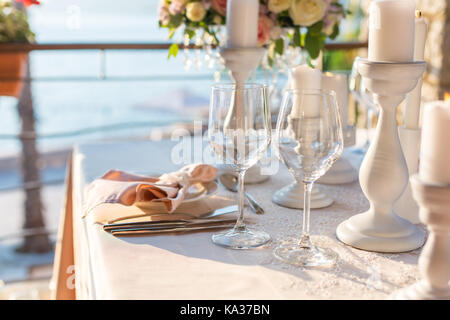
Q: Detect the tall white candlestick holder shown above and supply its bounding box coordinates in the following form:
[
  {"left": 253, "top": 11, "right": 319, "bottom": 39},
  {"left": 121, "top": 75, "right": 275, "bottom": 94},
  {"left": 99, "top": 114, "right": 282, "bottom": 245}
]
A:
[
  {"left": 336, "top": 58, "right": 426, "bottom": 253},
  {"left": 390, "top": 175, "right": 450, "bottom": 300},
  {"left": 394, "top": 126, "right": 421, "bottom": 224},
  {"left": 219, "top": 47, "right": 269, "bottom": 183}
]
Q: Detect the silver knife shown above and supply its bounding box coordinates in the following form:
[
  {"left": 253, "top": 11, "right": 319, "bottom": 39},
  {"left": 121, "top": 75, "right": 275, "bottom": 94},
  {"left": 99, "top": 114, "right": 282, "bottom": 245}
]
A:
[
  {"left": 203, "top": 205, "right": 238, "bottom": 218},
  {"left": 103, "top": 205, "right": 238, "bottom": 231},
  {"left": 111, "top": 223, "right": 235, "bottom": 236},
  {"left": 105, "top": 218, "right": 237, "bottom": 232}
]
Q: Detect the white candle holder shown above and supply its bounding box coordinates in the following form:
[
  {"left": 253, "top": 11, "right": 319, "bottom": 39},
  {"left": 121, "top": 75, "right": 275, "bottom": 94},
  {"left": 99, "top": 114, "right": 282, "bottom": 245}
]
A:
[
  {"left": 220, "top": 47, "right": 265, "bottom": 85},
  {"left": 220, "top": 47, "right": 269, "bottom": 184},
  {"left": 272, "top": 181, "right": 333, "bottom": 209},
  {"left": 336, "top": 58, "right": 426, "bottom": 253},
  {"left": 394, "top": 126, "right": 421, "bottom": 224},
  {"left": 318, "top": 125, "right": 358, "bottom": 185},
  {"left": 343, "top": 124, "right": 356, "bottom": 148},
  {"left": 390, "top": 175, "right": 450, "bottom": 300}
]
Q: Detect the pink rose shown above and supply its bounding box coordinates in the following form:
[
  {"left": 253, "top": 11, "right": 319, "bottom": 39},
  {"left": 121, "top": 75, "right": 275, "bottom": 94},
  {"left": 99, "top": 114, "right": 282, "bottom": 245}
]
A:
[
  {"left": 212, "top": 0, "right": 227, "bottom": 16},
  {"left": 169, "top": 0, "right": 186, "bottom": 15},
  {"left": 258, "top": 16, "right": 274, "bottom": 46},
  {"left": 259, "top": 3, "right": 269, "bottom": 15},
  {"left": 202, "top": 0, "right": 212, "bottom": 10},
  {"left": 158, "top": 1, "right": 170, "bottom": 26}
]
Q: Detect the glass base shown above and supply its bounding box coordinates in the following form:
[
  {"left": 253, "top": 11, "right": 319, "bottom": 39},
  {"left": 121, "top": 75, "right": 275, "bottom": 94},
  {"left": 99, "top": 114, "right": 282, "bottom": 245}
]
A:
[
  {"left": 274, "top": 241, "right": 337, "bottom": 267},
  {"left": 212, "top": 226, "right": 271, "bottom": 249}
]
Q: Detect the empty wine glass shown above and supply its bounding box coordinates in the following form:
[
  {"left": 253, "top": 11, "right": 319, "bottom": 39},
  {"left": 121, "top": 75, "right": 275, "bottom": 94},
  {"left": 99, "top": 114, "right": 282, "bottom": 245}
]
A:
[
  {"left": 208, "top": 83, "right": 272, "bottom": 249},
  {"left": 273, "top": 89, "right": 343, "bottom": 266}
]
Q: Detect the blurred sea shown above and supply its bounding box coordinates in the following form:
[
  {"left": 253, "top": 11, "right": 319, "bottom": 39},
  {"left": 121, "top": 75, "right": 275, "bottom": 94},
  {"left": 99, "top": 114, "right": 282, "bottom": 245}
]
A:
[{"left": 0, "top": 0, "right": 218, "bottom": 158}]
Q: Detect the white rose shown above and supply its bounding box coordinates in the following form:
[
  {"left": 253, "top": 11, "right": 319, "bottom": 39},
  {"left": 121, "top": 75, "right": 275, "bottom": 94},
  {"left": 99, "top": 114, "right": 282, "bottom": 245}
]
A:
[
  {"left": 268, "top": 0, "right": 291, "bottom": 13},
  {"left": 289, "top": 0, "right": 327, "bottom": 27},
  {"left": 270, "top": 26, "right": 284, "bottom": 40},
  {"left": 186, "top": 2, "right": 207, "bottom": 22},
  {"left": 212, "top": 14, "right": 223, "bottom": 25}
]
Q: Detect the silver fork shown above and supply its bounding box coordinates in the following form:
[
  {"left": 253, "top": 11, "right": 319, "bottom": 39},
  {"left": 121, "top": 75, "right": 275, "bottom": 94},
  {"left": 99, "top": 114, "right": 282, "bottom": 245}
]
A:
[{"left": 103, "top": 205, "right": 238, "bottom": 232}]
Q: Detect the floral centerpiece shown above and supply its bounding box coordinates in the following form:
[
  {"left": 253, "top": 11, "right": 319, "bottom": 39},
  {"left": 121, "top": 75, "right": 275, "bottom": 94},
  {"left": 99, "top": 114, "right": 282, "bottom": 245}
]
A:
[
  {"left": 0, "top": 0, "right": 39, "bottom": 97},
  {"left": 158, "top": 0, "right": 347, "bottom": 65}
]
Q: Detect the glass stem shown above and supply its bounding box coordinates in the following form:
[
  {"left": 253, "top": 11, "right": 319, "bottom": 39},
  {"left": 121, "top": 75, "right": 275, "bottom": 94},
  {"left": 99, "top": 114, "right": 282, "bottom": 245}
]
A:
[
  {"left": 234, "top": 170, "right": 247, "bottom": 231},
  {"left": 299, "top": 181, "right": 313, "bottom": 249}
]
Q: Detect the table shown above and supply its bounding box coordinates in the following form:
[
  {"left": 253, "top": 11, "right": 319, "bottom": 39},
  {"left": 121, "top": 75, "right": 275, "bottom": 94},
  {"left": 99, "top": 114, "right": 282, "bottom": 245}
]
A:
[{"left": 52, "top": 138, "right": 423, "bottom": 300}]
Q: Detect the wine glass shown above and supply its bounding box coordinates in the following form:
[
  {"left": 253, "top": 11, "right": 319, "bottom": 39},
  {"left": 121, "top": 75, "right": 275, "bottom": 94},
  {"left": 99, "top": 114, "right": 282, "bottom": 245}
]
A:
[
  {"left": 273, "top": 89, "right": 343, "bottom": 266},
  {"left": 208, "top": 83, "right": 272, "bottom": 249}
]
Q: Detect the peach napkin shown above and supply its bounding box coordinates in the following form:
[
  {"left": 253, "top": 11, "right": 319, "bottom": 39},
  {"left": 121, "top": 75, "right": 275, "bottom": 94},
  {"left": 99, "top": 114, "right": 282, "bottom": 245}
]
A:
[{"left": 83, "top": 164, "right": 219, "bottom": 222}]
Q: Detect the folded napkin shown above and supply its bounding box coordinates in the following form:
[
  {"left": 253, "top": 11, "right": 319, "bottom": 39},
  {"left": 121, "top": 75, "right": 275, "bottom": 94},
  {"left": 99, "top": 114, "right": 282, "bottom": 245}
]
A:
[
  {"left": 86, "top": 195, "right": 236, "bottom": 225},
  {"left": 84, "top": 164, "right": 219, "bottom": 223}
]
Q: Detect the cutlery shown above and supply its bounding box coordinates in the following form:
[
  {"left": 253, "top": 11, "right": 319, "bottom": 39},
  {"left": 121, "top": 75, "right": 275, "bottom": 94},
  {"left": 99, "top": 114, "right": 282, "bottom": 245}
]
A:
[
  {"left": 219, "top": 173, "right": 264, "bottom": 215},
  {"left": 103, "top": 205, "right": 238, "bottom": 231},
  {"left": 111, "top": 223, "right": 235, "bottom": 237},
  {"left": 104, "top": 217, "right": 237, "bottom": 232}
]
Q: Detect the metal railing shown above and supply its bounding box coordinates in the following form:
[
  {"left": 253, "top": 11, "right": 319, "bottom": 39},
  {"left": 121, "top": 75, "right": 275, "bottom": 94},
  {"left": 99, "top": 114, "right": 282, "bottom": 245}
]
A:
[
  {"left": 0, "top": 41, "right": 368, "bottom": 52},
  {"left": 0, "top": 41, "right": 368, "bottom": 142}
]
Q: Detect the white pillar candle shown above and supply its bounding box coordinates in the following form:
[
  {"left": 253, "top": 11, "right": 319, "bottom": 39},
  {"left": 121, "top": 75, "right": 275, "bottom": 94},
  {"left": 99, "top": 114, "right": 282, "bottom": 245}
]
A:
[
  {"left": 286, "top": 70, "right": 294, "bottom": 90},
  {"left": 405, "top": 11, "right": 428, "bottom": 129},
  {"left": 226, "top": 0, "right": 259, "bottom": 48},
  {"left": 322, "top": 72, "right": 349, "bottom": 127},
  {"left": 419, "top": 101, "right": 450, "bottom": 185},
  {"left": 368, "top": 0, "right": 416, "bottom": 62},
  {"left": 291, "top": 64, "right": 322, "bottom": 117}
]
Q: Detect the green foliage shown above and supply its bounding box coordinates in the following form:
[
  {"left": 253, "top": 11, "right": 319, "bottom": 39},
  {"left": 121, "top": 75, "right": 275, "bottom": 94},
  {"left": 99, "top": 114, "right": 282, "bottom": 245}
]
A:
[
  {"left": 184, "top": 28, "right": 196, "bottom": 40},
  {"left": 329, "top": 24, "right": 340, "bottom": 40},
  {"left": 168, "top": 43, "right": 179, "bottom": 58},
  {"left": 168, "top": 28, "right": 176, "bottom": 39},
  {"left": 0, "top": 4, "right": 35, "bottom": 43},
  {"left": 323, "top": 49, "right": 357, "bottom": 71},
  {"left": 267, "top": 54, "right": 274, "bottom": 68},
  {"left": 274, "top": 38, "right": 284, "bottom": 56},
  {"left": 305, "top": 22, "right": 326, "bottom": 59},
  {"left": 308, "top": 21, "right": 323, "bottom": 34},
  {"left": 168, "top": 14, "right": 183, "bottom": 29},
  {"left": 292, "top": 27, "right": 301, "bottom": 48}
]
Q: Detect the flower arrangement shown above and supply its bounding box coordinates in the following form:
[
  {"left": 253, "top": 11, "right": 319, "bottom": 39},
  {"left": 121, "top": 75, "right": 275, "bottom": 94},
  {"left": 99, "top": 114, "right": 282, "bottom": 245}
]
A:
[
  {"left": 158, "top": 0, "right": 348, "bottom": 65},
  {"left": 0, "top": 0, "right": 39, "bottom": 43}
]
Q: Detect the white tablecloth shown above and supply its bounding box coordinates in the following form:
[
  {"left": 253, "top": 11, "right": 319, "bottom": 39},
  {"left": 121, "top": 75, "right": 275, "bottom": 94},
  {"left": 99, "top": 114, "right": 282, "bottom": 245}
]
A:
[{"left": 55, "top": 138, "right": 423, "bottom": 299}]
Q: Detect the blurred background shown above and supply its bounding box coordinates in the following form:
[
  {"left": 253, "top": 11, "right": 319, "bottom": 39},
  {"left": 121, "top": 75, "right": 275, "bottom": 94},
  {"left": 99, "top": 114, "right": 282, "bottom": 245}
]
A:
[{"left": 0, "top": 0, "right": 448, "bottom": 299}]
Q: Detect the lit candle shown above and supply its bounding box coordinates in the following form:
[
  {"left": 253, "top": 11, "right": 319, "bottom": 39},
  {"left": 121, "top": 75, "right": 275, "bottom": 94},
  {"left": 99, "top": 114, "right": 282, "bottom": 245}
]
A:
[
  {"left": 419, "top": 101, "right": 450, "bottom": 184},
  {"left": 226, "top": 0, "right": 259, "bottom": 48},
  {"left": 368, "top": 0, "right": 416, "bottom": 62},
  {"left": 322, "top": 72, "right": 349, "bottom": 127},
  {"left": 404, "top": 10, "right": 428, "bottom": 129},
  {"left": 291, "top": 64, "right": 322, "bottom": 117}
]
